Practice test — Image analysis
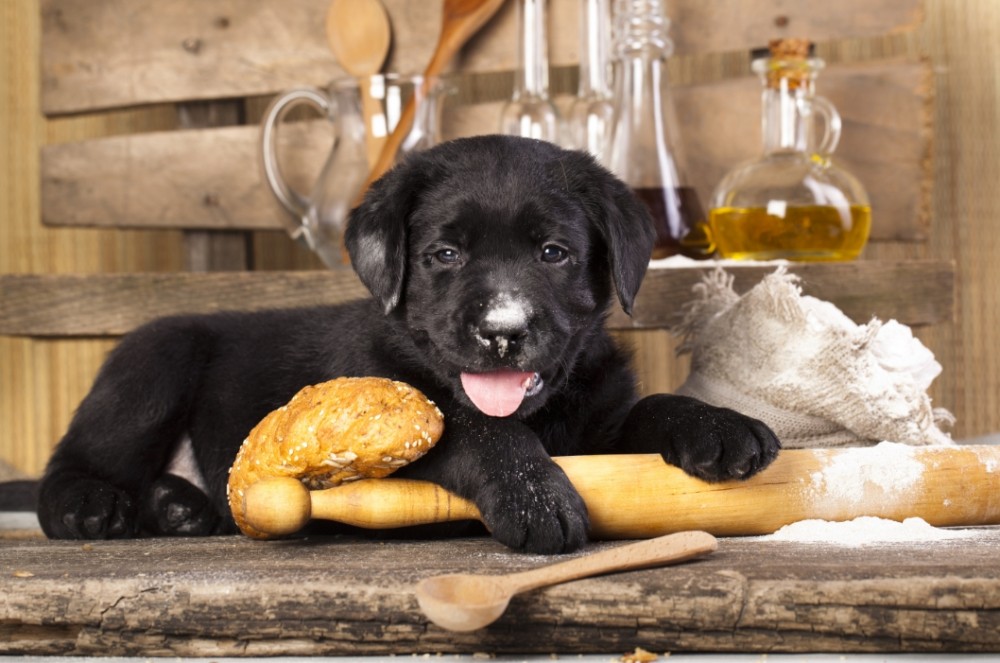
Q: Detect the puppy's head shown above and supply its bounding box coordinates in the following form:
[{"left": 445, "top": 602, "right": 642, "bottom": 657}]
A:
[{"left": 345, "top": 135, "right": 654, "bottom": 417}]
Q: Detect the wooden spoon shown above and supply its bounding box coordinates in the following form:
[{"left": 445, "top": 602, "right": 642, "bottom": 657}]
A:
[
  {"left": 356, "top": 0, "right": 506, "bottom": 203},
  {"left": 326, "top": 0, "right": 392, "bottom": 168},
  {"left": 415, "top": 530, "right": 717, "bottom": 632}
]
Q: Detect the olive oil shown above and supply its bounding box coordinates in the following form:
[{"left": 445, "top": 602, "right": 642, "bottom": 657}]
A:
[
  {"left": 707, "top": 41, "right": 871, "bottom": 262},
  {"left": 709, "top": 204, "right": 871, "bottom": 261}
]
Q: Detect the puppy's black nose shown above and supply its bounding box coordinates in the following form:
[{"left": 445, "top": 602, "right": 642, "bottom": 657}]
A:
[
  {"left": 477, "top": 319, "right": 528, "bottom": 350},
  {"left": 473, "top": 294, "right": 532, "bottom": 358}
]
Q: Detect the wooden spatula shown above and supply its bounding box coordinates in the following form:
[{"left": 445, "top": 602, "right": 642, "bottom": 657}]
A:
[{"left": 354, "top": 0, "right": 506, "bottom": 204}]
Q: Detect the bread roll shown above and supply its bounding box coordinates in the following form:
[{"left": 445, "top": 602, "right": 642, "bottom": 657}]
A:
[{"left": 227, "top": 377, "right": 444, "bottom": 538}]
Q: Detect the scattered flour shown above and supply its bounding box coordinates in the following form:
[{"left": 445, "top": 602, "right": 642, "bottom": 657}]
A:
[
  {"left": 974, "top": 445, "right": 1000, "bottom": 474},
  {"left": 764, "top": 516, "right": 978, "bottom": 546},
  {"left": 806, "top": 441, "right": 925, "bottom": 508}
]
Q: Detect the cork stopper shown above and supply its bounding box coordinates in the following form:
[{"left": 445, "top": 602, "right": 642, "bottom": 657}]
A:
[
  {"left": 768, "top": 38, "right": 811, "bottom": 60},
  {"left": 760, "top": 38, "right": 818, "bottom": 90}
]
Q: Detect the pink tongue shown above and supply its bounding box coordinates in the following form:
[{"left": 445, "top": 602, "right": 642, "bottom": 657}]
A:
[{"left": 460, "top": 370, "right": 535, "bottom": 417}]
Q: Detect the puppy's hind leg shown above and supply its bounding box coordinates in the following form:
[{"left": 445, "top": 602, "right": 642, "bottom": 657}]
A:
[{"left": 37, "top": 317, "right": 214, "bottom": 539}]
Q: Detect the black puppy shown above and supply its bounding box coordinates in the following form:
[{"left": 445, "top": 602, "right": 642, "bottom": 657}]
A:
[{"left": 37, "top": 135, "right": 779, "bottom": 553}]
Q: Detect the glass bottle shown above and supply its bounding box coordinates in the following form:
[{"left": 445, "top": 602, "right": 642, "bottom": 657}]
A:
[
  {"left": 606, "top": 0, "right": 712, "bottom": 260},
  {"left": 566, "top": 0, "right": 614, "bottom": 160},
  {"left": 500, "top": 0, "right": 559, "bottom": 142},
  {"left": 708, "top": 39, "right": 871, "bottom": 261}
]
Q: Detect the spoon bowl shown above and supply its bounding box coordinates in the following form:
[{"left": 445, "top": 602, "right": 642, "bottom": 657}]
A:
[{"left": 416, "top": 573, "right": 511, "bottom": 632}]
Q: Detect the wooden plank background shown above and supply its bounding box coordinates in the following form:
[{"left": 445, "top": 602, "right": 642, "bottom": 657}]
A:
[
  {"left": 4, "top": 0, "right": 1000, "bottom": 477},
  {"left": 0, "top": 261, "right": 956, "bottom": 337},
  {"left": 40, "top": 60, "right": 931, "bottom": 242},
  {"left": 40, "top": 0, "right": 923, "bottom": 114}
]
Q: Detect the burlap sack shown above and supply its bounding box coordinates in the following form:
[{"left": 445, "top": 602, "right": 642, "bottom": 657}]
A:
[{"left": 673, "top": 267, "right": 954, "bottom": 448}]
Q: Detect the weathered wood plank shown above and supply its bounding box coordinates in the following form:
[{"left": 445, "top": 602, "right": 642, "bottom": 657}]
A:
[
  {"left": 0, "top": 260, "right": 954, "bottom": 338},
  {"left": 42, "top": 60, "right": 930, "bottom": 243},
  {"left": 2, "top": 531, "right": 998, "bottom": 656},
  {"left": 0, "top": 271, "right": 369, "bottom": 337},
  {"left": 610, "top": 259, "right": 955, "bottom": 330},
  {"left": 177, "top": 99, "right": 254, "bottom": 271},
  {"left": 40, "top": 0, "right": 924, "bottom": 115},
  {"left": 41, "top": 123, "right": 291, "bottom": 231}
]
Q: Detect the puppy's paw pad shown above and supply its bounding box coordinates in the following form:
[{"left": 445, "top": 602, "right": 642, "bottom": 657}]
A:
[
  {"left": 42, "top": 479, "right": 137, "bottom": 539},
  {"left": 141, "top": 475, "right": 218, "bottom": 536}
]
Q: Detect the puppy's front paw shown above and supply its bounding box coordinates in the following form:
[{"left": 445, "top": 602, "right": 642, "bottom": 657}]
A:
[
  {"left": 38, "top": 477, "right": 137, "bottom": 539},
  {"left": 623, "top": 394, "right": 781, "bottom": 482},
  {"left": 477, "top": 461, "right": 589, "bottom": 554},
  {"left": 140, "top": 474, "right": 220, "bottom": 536},
  {"left": 681, "top": 405, "right": 780, "bottom": 481}
]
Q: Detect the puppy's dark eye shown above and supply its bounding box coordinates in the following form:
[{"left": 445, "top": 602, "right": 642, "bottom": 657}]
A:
[
  {"left": 434, "top": 248, "right": 461, "bottom": 265},
  {"left": 541, "top": 244, "right": 569, "bottom": 264}
]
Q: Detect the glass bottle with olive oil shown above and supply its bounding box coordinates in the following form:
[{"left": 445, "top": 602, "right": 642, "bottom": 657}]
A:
[{"left": 708, "top": 39, "right": 870, "bottom": 261}]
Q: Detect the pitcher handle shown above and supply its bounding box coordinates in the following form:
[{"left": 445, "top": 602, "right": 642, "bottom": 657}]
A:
[
  {"left": 260, "top": 87, "right": 330, "bottom": 240},
  {"left": 800, "top": 95, "right": 842, "bottom": 160}
]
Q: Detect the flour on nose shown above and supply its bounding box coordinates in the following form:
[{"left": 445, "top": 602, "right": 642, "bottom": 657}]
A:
[
  {"left": 478, "top": 293, "right": 532, "bottom": 358},
  {"left": 485, "top": 293, "right": 530, "bottom": 330}
]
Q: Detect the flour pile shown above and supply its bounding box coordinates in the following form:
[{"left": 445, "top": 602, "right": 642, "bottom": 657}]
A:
[
  {"left": 673, "top": 267, "right": 954, "bottom": 448},
  {"left": 765, "top": 516, "right": 977, "bottom": 545}
]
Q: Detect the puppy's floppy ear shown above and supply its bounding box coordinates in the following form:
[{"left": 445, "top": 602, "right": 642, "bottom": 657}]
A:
[
  {"left": 560, "top": 151, "right": 655, "bottom": 316},
  {"left": 345, "top": 160, "right": 423, "bottom": 314}
]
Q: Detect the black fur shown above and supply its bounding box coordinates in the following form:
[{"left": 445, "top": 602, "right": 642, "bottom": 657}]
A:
[{"left": 37, "top": 136, "right": 780, "bottom": 553}]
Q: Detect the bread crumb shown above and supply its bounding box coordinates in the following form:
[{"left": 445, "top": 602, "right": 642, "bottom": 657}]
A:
[{"left": 621, "top": 648, "right": 663, "bottom": 663}]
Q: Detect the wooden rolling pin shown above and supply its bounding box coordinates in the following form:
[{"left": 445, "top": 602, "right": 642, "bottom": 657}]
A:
[{"left": 241, "top": 444, "right": 1000, "bottom": 539}]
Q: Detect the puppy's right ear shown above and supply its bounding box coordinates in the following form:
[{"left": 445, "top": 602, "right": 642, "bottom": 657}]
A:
[
  {"left": 557, "top": 150, "right": 655, "bottom": 316},
  {"left": 345, "top": 162, "right": 422, "bottom": 314}
]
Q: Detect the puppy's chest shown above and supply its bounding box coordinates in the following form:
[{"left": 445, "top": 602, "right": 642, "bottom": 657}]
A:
[{"left": 531, "top": 416, "right": 593, "bottom": 456}]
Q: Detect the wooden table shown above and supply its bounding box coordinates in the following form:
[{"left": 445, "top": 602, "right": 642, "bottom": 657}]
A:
[{"left": 3, "top": 529, "right": 999, "bottom": 656}]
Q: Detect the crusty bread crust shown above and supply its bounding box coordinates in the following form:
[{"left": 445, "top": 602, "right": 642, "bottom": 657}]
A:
[{"left": 227, "top": 377, "right": 444, "bottom": 538}]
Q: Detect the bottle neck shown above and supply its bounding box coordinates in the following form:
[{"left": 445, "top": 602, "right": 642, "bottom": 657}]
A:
[
  {"left": 754, "top": 58, "right": 822, "bottom": 154},
  {"left": 514, "top": 0, "right": 550, "bottom": 98},
  {"left": 608, "top": 50, "right": 684, "bottom": 186},
  {"left": 613, "top": 0, "right": 673, "bottom": 60},
  {"left": 578, "top": 0, "right": 612, "bottom": 98},
  {"left": 609, "top": 0, "right": 674, "bottom": 140}
]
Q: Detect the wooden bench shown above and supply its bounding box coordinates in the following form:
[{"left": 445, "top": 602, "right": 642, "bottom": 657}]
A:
[
  {"left": 2, "top": 0, "right": 986, "bottom": 656},
  {"left": 3, "top": 533, "right": 1000, "bottom": 656}
]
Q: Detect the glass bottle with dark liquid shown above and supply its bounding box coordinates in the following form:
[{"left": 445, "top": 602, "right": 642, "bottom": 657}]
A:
[
  {"left": 632, "top": 186, "right": 710, "bottom": 259},
  {"left": 605, "top": 0, "right": 713, "bottom": 260},
  {"left": 708, "top": 39, "right": 871, "bottom": 261}
]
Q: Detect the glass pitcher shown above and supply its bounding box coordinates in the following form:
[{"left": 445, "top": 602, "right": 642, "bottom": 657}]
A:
[
  {"left": 260, "top": 74, "right": 448, "bottom": 268},
  {"left": 708, "top": 39, "right": 871, "bottom": 261}
]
